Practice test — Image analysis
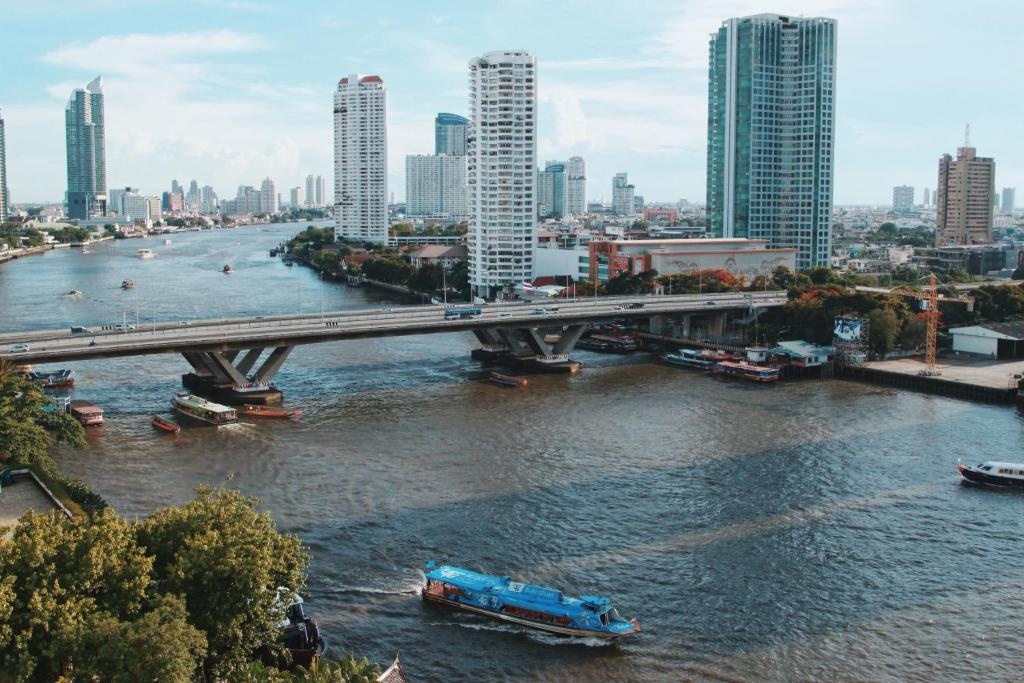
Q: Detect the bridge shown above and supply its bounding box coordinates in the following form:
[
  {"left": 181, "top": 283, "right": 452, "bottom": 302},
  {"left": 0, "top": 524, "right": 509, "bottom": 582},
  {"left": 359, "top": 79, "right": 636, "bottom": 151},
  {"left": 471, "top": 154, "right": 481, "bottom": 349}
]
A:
[{"left": 1, "top": 291, "right": 787, "bottom": 403}]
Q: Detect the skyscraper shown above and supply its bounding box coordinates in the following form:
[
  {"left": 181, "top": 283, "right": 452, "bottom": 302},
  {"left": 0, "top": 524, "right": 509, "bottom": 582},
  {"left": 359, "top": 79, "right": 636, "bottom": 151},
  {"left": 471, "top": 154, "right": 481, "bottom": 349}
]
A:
[
  {"left": 537, "top": 161, "right": 566, "bottom": 218},
  {"left": 935, "top": 144, "right": 995, "bottom": 245},
  {"left": 200, "top": 185, "right": 217, "bottom": 213},
  {"left": 290, "top": 186, "right": 302, "bottom": 209},
  {"left": 315, "top": 175, "right": 325, "bottom": 208},
  {"left": 187, "top": 179, "right": 200, "bottom": 210},
  {"left": 0, "top": 109, "right": 8, "bottom": 222},
  {"left": 334, "top": 74, "right": 387, "bottom": 243},
  {"left": 893, "top": 185, "right": 914, "bottom": 212},
  {"left": 435, "top": 113, "right": 469, "bottom": 156},
  {"left": 259, "top": 177, "right": 277, "bottom": 214},
  {"left": 565, "top": 156, "right": 586, "bottom": 215},
  {"left": 612, "top": 173, "right": 635, "bottom": 217},
  {"left": 923, "top": 188, "right": 930, "bottom": 207},
  {"left": 1002, "top": 187, "right": 1016, "bottom": 214},
  {"left": 305, "top": 174, "right": 315, "bottom": 208},
  {"left": 707, "top": 14, "right": 837, "bottom": 268},
  {"left": 406, "top": 154, "right": 468, "bottom": 221},
  {"left": 467, "top": 50, "right": 537, "bottom": 298},
  {"left": 65, "top": 76, "right": 108, "bottom": 219}
]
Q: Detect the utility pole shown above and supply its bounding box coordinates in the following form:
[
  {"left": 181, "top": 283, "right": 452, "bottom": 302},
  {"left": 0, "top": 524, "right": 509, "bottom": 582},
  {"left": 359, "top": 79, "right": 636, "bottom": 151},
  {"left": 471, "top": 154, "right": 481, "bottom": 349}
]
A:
[{"left": 320, "top": 271, "right": 324, "bottom": 322}]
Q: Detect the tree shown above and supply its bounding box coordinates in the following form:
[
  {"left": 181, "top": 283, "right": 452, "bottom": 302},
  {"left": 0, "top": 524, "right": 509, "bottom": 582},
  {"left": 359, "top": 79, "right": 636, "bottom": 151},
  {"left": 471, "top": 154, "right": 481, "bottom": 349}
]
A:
[
  {"left": 868, "top": 307, "right": 900, "bottom": 356},
  {"left": 137, "top": 487, "right": 308, "bottom": 679},
  {"left": 807, "top": 266, "right": 836, "bottom": 285},
  {"left": 899, "top": 315, "right": 928, "bottom": 350},
  {"left": 1012, "top": 265, "right": 1024, "bottom": 280}
]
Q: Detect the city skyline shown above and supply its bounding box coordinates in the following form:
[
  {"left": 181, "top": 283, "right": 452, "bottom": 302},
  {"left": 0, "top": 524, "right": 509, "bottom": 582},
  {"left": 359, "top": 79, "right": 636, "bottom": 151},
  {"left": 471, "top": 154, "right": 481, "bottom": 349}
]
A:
[{"left": 1, "top": 1, "right": 1022, "bottom": 206}]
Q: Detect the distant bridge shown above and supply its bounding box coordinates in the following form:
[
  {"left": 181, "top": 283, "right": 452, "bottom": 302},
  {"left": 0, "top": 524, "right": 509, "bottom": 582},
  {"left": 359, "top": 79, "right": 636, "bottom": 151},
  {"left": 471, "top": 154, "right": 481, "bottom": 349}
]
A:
[{"left": 0, "top": 292, "right": 787, "bottom": 402}]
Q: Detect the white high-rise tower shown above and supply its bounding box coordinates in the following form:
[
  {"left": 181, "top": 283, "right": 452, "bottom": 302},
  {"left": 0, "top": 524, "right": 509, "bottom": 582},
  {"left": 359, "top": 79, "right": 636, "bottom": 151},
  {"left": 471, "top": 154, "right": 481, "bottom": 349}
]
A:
[
  {"left": 467, "top": 50, "right": 537, "bottom": 299},
  {"left": 334, "top": 74, "right": 387, "bottom": 243}
]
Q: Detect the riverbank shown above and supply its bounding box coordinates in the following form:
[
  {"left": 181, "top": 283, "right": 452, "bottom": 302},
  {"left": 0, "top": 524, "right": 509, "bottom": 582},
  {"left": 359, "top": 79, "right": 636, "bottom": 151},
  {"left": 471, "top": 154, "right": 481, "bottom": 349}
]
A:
[
  {"left": 0, "top": 242, "right": 70, "bottom": 263},
  {"left": 845, "top": 356, "right": 1024, "bottom": 404}
]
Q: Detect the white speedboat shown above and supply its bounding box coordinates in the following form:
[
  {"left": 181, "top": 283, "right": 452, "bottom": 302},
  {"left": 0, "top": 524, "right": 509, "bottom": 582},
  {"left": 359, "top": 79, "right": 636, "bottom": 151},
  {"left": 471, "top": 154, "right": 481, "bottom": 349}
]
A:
[
  {"left": 957, "top": 460, "right": 1024, "bottom": 487},
  {"left": 137, "top": 249, "right": 155, "bottom": 259}
]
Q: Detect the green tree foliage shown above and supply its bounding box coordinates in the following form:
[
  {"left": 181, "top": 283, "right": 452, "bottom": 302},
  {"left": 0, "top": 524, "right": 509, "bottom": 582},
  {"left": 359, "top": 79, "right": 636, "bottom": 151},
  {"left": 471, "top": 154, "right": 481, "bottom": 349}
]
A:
[
  {"left": 0, "top": 363, "right": 99, "bottom": 514},
  {"left": 137, "top": 487, "right": 308, "bottom": 679},
  {"left": 868, "top": 307, "right": 900, "bottom": 355},
  {"left": 605, "top": 269, "right": 659, "bottom": 295},
  {"left": 0, "top": 510, "right": 181, "bottom": 680},
  {"left": 287, "top": 227, "right": 336, "bottom": 259},
  {"left": 1012, "top": 265, "right": 1024, "bottom": 280},
  {"left": 899, "top": 315, "right": 929, "bottom": 351}
]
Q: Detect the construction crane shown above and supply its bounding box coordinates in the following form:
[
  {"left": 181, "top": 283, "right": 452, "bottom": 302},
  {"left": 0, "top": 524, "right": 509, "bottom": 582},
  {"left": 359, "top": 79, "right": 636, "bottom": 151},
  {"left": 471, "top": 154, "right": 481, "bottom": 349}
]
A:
[{"left": 890, "top": 272, "right": 973, "bottom": 377}]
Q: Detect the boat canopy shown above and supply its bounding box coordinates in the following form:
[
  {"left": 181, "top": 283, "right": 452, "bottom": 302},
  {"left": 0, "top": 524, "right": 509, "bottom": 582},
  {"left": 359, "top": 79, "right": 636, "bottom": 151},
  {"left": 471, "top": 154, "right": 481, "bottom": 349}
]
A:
[{"left": 424, "top": 563, "right": 615, "bottom": 617}]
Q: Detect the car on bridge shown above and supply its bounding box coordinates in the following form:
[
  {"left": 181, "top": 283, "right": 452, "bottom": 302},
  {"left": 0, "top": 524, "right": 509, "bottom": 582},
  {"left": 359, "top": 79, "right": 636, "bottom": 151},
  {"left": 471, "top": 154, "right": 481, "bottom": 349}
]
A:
[
  {"left": 443, "top": 307, "right": 482, "bottom": 320},
  {"left": 8, "top": 344, "right": 30, "bottom": 353},
  {"left": 113, "top": 323, "right": 137, "bottom": 331}
]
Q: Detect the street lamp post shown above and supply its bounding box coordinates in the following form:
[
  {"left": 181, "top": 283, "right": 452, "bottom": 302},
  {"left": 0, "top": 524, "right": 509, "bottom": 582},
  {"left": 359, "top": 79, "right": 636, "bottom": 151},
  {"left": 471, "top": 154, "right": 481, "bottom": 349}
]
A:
[{"left": 320, "top": 271, "right": 324, "bottom": 322}]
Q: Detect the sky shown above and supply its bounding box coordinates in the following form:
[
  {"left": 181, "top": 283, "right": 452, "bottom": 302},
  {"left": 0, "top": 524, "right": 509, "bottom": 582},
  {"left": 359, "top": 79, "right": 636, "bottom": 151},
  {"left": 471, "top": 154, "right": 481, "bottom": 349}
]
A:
[{"left": 2, "top": 0, "right": 1022, "bottom": 206}]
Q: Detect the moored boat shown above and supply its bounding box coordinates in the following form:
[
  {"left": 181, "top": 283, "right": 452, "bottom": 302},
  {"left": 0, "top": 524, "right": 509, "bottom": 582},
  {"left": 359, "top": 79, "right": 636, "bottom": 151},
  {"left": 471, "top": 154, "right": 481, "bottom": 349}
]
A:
[
  {"left": 422, "top": 562, "right": 639, "bottom": 638},
  {"left": 714, "top": 360, "right": 780, "bottom": 382},
  {"left": 69, "top": 399, "right": 104, "bottom": 426},
  {"left": 957, "top": 460, "right": 1024, "bottom": 487},
  {"left": 28, "top": 369, "right": 76, "bottom": 389},
  {"left": 239, "top": 404, "right": 301, "bottom": 419},
  {"left": 151, "top": 414, "right": 181, "bottom": 434},
  {"left": 171, "top": 391, "right": 238, "bottom": 426},
  {"left": 660, "top": 349, "right": 716, "bottom": 370},
  {"left": 488, "top": 372, "right": 528, "bottom": 387}
]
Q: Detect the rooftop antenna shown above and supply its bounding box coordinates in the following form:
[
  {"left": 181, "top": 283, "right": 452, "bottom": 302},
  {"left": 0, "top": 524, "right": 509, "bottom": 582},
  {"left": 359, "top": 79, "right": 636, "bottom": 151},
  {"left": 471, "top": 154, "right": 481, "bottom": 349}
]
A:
[{"left": 964, "top": 123, "right": 970, "bottom": 147}]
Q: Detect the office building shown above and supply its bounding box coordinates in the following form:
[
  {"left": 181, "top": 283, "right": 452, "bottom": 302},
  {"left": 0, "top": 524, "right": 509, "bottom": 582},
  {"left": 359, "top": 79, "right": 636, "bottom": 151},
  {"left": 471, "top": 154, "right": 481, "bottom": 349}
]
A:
[
  {"left": 315, "top": 175, "right": 326, "bottom": 207},
  {"left": 0, "top": 109, "right": 7, "bottom": 222},
  {"left": 435, "top": 113, "right": 469, "bottom": 156},
  {"left": 612, "top": 173, "right": 635, "bottom": 217},
  {"left": 65, "top": 76, "right": 108, "bottom": 219},
  {"left": 467, "top": 50, "right": 537, "bottom": 298},
  {"left": 200, "top": 185, "right": 217, "bottom": 213},
  {"left": 1003, "top": 187, "right": 1016, "bottom": 214},
  {"left": 893, "top": 185, "right": 914, "bottom": 212},
  {"left": 936, "top": 145, "right": 995, "bottom": 245},
  {"left": 162, "top": 191, "right": 184, "bottom": 212},
  {"left": 171, "top": 179, "right": 182, "bottom": 195},
  {"left": 305, "top": 174, "right": 316, "bottom": 208},
  {"left": 537, "top": 161, "right": 567, "bottom": 218},
  {"left": 922, "top": 188, "right": 930, "bottom": 207},
  {"left": 290, "top": 186, "right": 302, "bottom": 209},
  {"left": 121, "top": 189, "right": 157, "bottom": 223},
  {"left": 259, "top": 177, "right": 277, "bottom": 214},
  {"left": 147, "top": 196, "right": 161, "bottom": 221},
  {"left": 334, "top": 74, "right": 387, "bottom": 243},
  {"left": 565, "top": 156, "right": 586, "bottom": 215},
  {"left": 405, "top": 154, "right": 468, "bottom": 221},
  {"left": 707, "top": 13, "right": 837, "bottom": 268},
  {"left": 108, "top": 187, "right": 135, "bottom": 216}
]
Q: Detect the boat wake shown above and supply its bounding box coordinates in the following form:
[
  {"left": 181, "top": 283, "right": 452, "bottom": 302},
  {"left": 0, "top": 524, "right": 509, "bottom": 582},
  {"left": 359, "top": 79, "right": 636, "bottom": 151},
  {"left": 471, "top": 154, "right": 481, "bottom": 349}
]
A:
[
  {"left": 433, "top": 621, "right": 615, "bottom": 647},
  {"left": 324, "top": 578, "right": 423, "bottom": 597}
]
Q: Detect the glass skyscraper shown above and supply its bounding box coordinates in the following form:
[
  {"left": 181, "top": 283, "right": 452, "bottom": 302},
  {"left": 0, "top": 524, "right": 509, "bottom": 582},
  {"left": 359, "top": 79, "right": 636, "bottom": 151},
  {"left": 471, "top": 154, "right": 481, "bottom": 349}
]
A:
[
  {"left": 435, "top": 113, "right": 468, "bottom": 156},
  {"left": 707, "top": 14, "right": 836, "bottom": 268},
  {"left": 0, "top": 109, "right": 8, "bottom": 222},
  {"left": 65, "top": 76, "right": 108, "bottom": 219}
]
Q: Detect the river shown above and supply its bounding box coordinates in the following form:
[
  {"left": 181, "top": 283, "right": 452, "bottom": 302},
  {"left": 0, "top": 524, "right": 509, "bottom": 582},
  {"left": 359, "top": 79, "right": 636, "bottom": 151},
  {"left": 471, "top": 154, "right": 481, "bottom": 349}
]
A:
[{"left": 3, "top": 224, "right": 1023, "bottom": 682}]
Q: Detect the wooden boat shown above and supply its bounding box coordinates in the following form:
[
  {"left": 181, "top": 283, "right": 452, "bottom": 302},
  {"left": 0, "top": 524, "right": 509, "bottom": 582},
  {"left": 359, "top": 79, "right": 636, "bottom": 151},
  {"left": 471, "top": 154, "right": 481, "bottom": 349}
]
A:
[
  {"left": 660, "top": 349, "right": 716, "bottom": 370},
  {"left": 239, "top": 404, "right": 301, "bottom": 419},
  {"left": 488, "top": 372, "right": 528, "bottom": 387},
  {"left": 714, "top": 360, "right": 780, "bottom": 382},
  {"left": 151, "top": 415, "right": 181, "bottom": 434},
  {"left": 28, "top": 369, "right": 76, "bottom": 389},
  {"left": 423, "top": 562, "right": 639, "bottom": 638},
  {"left": 69, "top": 400, "right": 103, "bottom": 426},
  {"left": 957, "top": 460, "right": 1024, "bottom": 487}
]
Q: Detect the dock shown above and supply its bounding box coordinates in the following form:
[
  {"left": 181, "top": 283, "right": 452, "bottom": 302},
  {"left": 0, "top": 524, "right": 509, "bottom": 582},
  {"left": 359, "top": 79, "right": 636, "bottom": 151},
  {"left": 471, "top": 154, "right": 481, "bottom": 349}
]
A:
[
  {"left": 842, "top": 356, "right": 1024, "bottom": 404},
  {"left": 0, "top": 470, "right": 73, "bottom": 537}
]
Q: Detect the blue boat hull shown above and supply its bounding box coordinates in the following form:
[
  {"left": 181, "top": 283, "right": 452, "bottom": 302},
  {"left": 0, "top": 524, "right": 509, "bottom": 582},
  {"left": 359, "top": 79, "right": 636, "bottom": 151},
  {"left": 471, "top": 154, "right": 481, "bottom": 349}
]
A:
[{"left": 423, "top": 590, "right": 635, "bottom": 638}]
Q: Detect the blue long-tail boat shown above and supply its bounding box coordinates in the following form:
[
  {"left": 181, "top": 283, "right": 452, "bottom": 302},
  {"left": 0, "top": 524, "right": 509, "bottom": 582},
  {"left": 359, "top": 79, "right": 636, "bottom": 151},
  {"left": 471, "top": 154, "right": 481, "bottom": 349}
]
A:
[{"left": 422, "top": 562, "right": 640, "bottom": 638}]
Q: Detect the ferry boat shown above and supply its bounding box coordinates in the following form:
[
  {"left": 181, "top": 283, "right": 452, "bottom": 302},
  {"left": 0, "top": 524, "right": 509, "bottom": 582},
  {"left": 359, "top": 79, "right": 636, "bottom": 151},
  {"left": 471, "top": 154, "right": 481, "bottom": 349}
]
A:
[
  {"left": 714, "top": 360, "right": 780, "bottom": 383},
  {"left": 588, "top": 334, "right": 638, "bottom": 353},
  {"left": 121, "top": 279, "right": 134, "bottom": 289},
  {"left": 422, "top": 562, "right": 639, "bottom": 638},
  {"left": 28, "top": 369, "right": 76, "bottom": 389},
  {"left": 151, "top": 415, "right": 181, "bottom": 434},
  {"left": 576, "top": 337, "right": 611, "bottom": 352},
  {"left": 957, "top": 460, "right": 1024, "bottom": 487},
  {"left": 69, "top": 399, "right": 103, "bottom": 426},
  {"left": 223, "top": 264, "right": 233, "bottom": 273},
  {"left": 660, "top": 349, "right": 716, "bottom": 370},
  {"left": 137, "top": 248, "right": 155, "bottom": 259},
  {"left": 488, "top": 372, "right": 528, "bottom": 387},
  {"left": 238, "top": 404, "right": 301, "bottom": 419},
  {"left": 163, "top": 239, "right": 172, "bottom": 245},
  {"left": 170, "top": 391, "right": 238, "bottom": 426}
]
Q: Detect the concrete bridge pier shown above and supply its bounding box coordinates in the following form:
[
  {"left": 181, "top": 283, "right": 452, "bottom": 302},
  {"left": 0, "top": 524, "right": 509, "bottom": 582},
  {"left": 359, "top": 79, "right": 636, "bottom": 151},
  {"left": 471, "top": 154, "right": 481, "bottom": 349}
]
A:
[
  {"left": 180, "top": 346, "right": 293, "bottom": 405},
  {"left": 470, "top": 324, "right": 587, "bottom": 374}
]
